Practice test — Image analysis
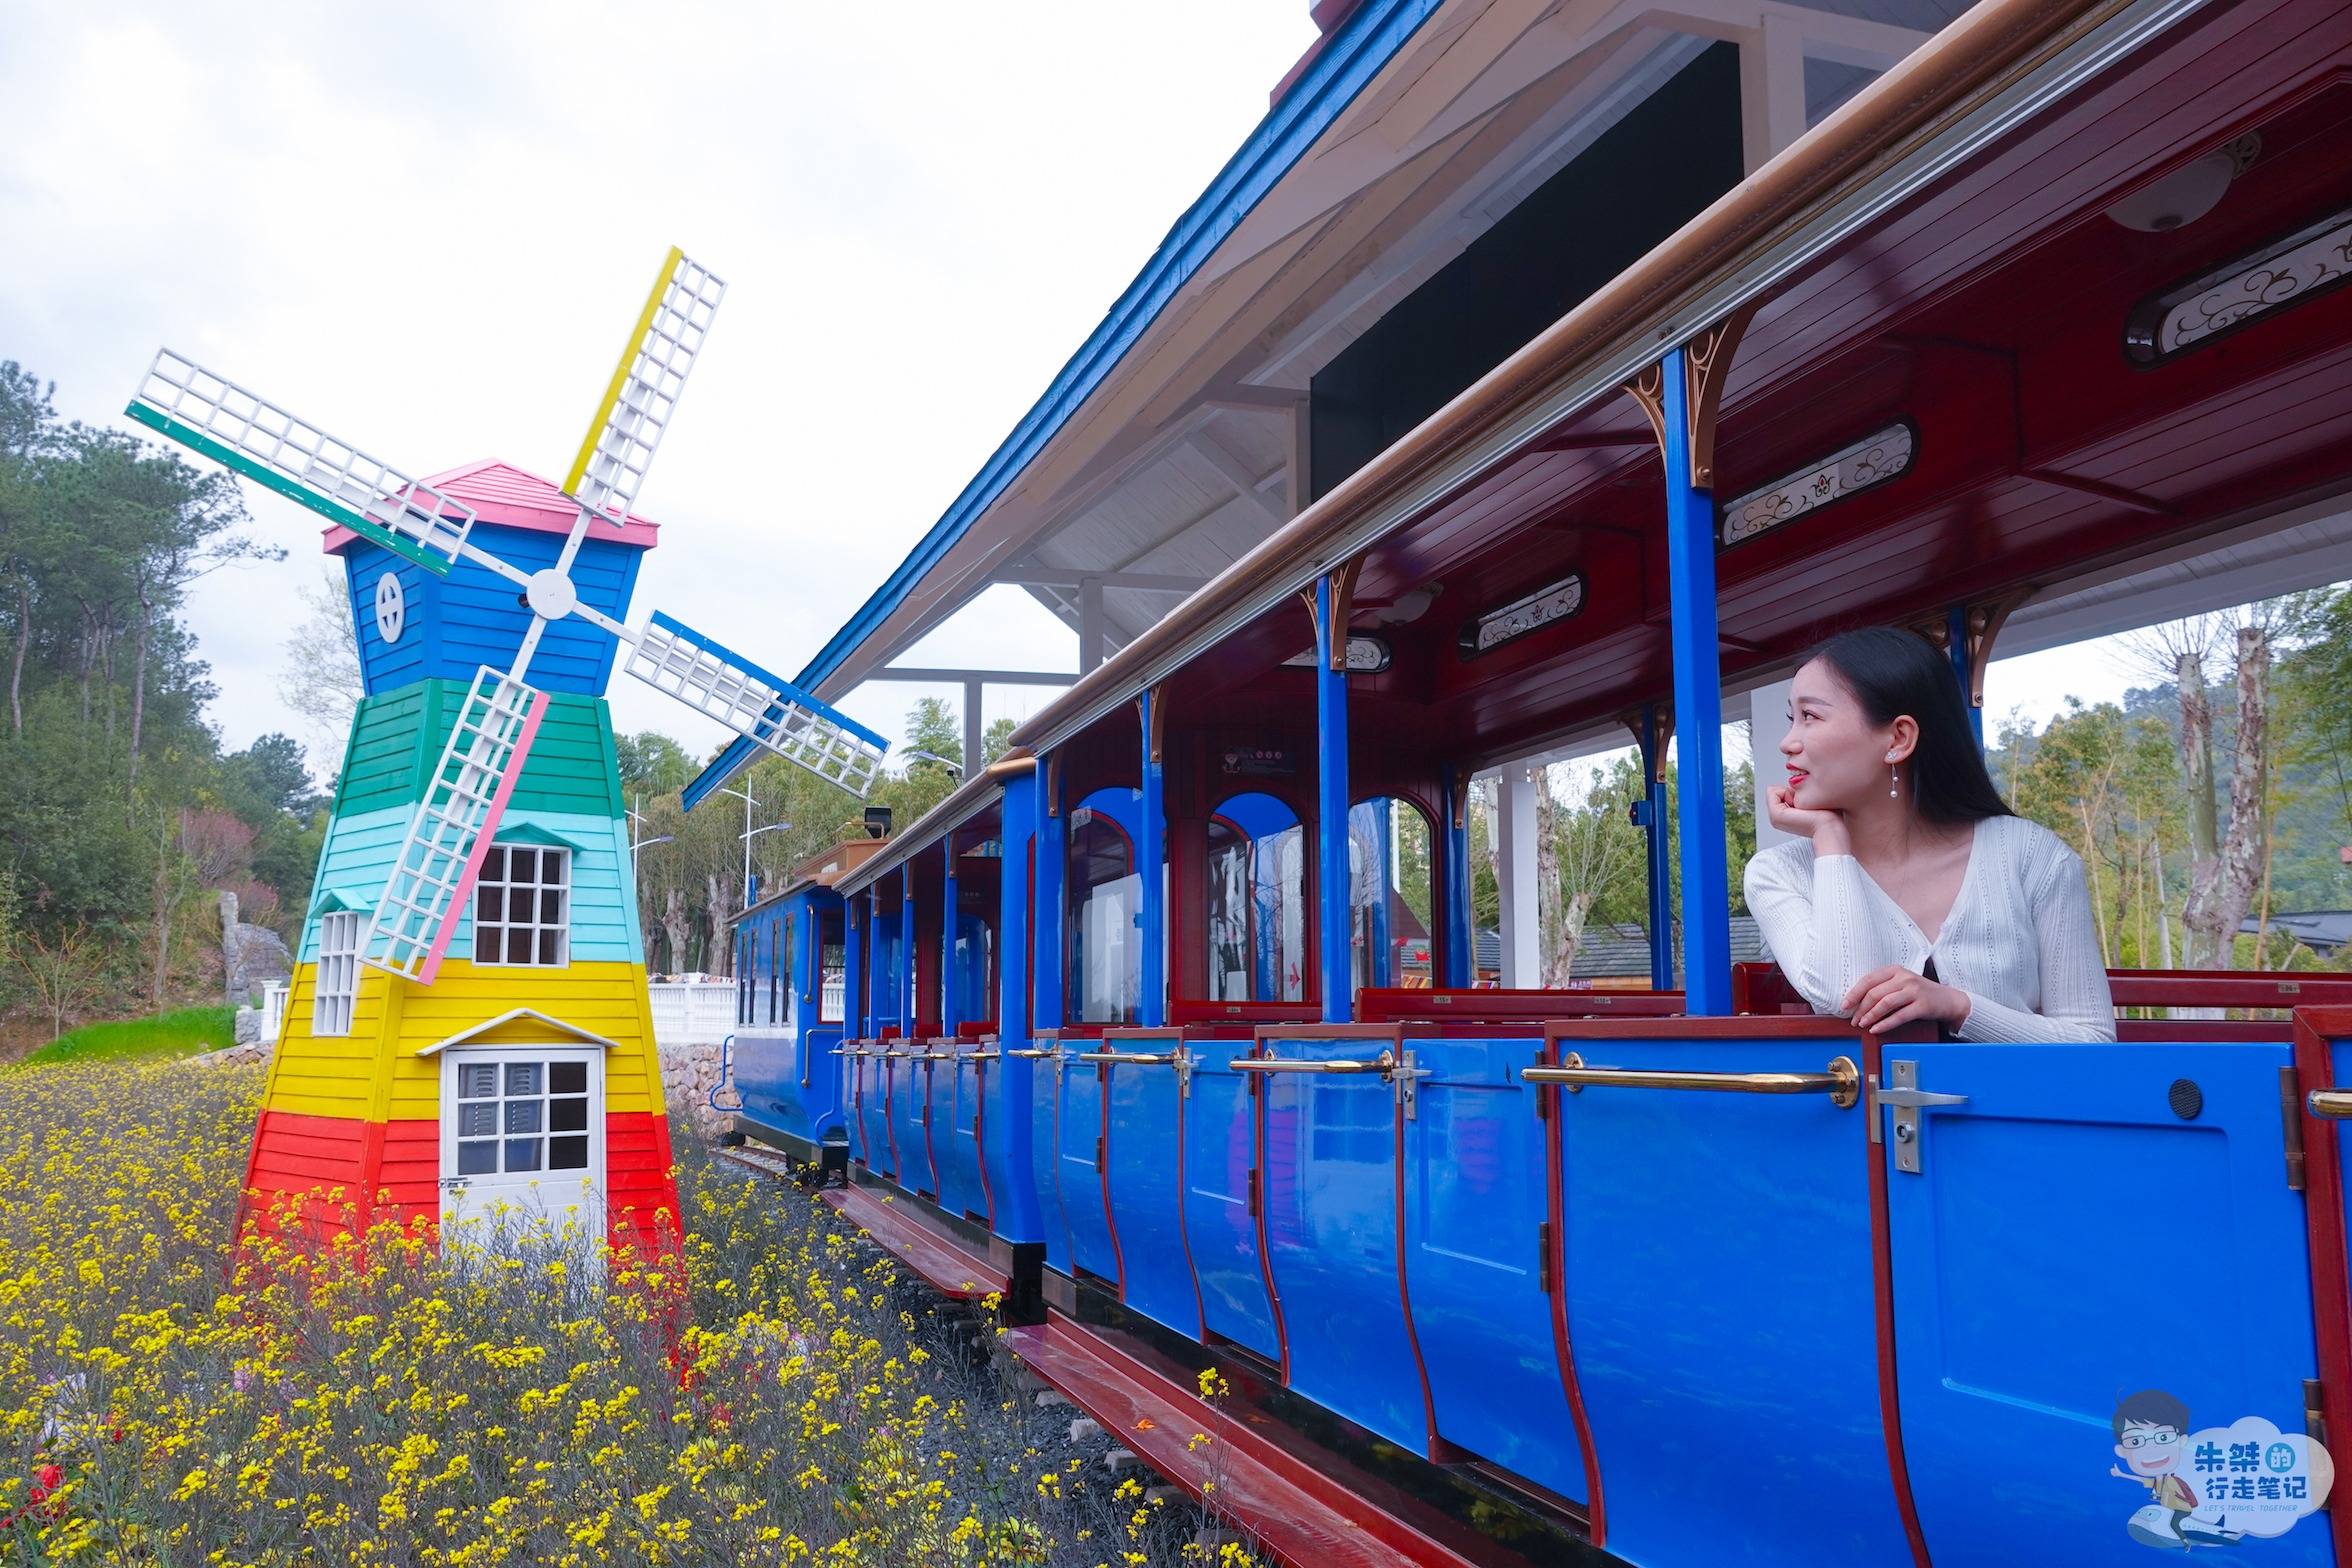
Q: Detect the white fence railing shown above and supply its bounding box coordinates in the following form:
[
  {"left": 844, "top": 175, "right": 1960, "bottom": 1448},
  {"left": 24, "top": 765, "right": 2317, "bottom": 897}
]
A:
[
  {"left": 647, "top": 980, "right": 739, "bottom": 1047},
  {"left": 821, "top": 974, "right": 845, "bottom": 1020}
]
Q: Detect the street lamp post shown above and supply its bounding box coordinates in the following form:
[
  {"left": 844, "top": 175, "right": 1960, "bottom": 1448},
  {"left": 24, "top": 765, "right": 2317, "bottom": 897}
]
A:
[{"left": 740, "top": 821, "right": 795, "bottom": 911}]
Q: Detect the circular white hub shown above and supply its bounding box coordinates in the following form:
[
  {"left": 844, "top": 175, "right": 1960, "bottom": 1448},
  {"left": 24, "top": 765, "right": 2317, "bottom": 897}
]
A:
[
  {"left": 373, "top": 570, "right": 405, "bottom": 644},
  {"left": 525, "top": 568, "right": 578, "bottom": 620}
]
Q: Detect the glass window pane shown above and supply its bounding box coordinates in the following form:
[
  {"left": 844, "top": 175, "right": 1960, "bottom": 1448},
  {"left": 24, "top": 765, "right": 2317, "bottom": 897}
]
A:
[
  {"left": 478, "top": 887, "right": 504, "bottom": 922},
  {"left": 457, "top": 1140, "right": 497, "bottom": 1176},
  {"left": 509, "top": 848, "right": 537, "bottom": 882},
  {"left": 504, "top": 1062, "right": 541, "bottom": 1097},
  {"left": 504, "top": 1100, "right": 542, "bottom": 1134},
  {"left": 507, "top": 929, "right": 534, "bottom": 964},
  {"left": 459, "top": 1102, "right": 497, "bottom": 1137},
  {"left": 538, "top": 930, "right": 561, "bottom": 966},
  {"left": 460, "top": 1063, "right": 498, "bottom": 1099},
  {"left": 540, "top": 889, "right": 562, "bottom": 923},
  {"left": 549, "top": 1060, "right": 586, "bottom": 1095},
  {"left": 474, "top": 928, "right": 498, "bottom": 964},
  {"left": 504, "top": 1138, "right": 542, "bottom": 1173},
  {"left": 481, "top": 846, "right": 505, "bottom": 881},
  {"left": 548, "top": 1135, "right": 589, "bottom": 1171},
  {"left": 549, "top": 1096, "right": 587, "bottom": 1132}
]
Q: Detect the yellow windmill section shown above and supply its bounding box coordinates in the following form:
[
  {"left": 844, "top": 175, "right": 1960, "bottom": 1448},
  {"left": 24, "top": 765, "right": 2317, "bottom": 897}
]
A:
[
  {"left": 264, "top": 959, "right": 666, "bottom": 1122},
  {"left": 563, "top": 245, "right": 684, "bottom": 497}
]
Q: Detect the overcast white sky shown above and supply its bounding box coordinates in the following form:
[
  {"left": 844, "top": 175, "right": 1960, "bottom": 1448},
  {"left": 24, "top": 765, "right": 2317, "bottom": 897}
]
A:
[{"left": 1, "top": 0, "right": 2140, "bottom": 786}]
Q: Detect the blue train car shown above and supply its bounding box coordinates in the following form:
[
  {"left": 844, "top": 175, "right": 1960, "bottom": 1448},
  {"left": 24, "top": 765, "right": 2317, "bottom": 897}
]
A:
[
  {"left": 725, "top": 836, "right": 887, "bottom": 1171},
  {"left": 694, "top": 4, "right": 2352, "bottom": 1563}
]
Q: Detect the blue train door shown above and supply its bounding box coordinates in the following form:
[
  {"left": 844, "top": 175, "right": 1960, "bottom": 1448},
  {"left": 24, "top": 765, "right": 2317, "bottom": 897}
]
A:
[{"left": 1883, "top": 1039, "right": 2332, "bottom": 1566}]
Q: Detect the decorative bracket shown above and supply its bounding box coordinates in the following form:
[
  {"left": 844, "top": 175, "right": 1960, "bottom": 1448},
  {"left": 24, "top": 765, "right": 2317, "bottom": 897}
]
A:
[
  {"left": 1620, "top": 303, "right": 1760, "bottom": 491},
  {"left": 1620, "top": 705, "right": 1676, "bottom": 785},
  {"left": 1919, "top": 593, "right": 2030, "bottom": 713},
  {"left": 1298, "top": 561, "right": 1363, "bottom": 670},
  {"left": 1144, "top": 682, "right": 1167, "bottom": 764}
]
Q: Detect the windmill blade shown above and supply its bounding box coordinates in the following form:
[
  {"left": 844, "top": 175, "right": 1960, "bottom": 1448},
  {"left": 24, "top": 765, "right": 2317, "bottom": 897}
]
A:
[
  {"left": 360, "top": 666, "right": 550, "bottom": 984},
  {"left": 623, "top": 611, "right": 887, "bottom": 797},
  {"left": 126, "top": 350, "right": 474, "bottom": 575},
  {"left": 564, "top": 248, "right": 726, "bottom": 526}
]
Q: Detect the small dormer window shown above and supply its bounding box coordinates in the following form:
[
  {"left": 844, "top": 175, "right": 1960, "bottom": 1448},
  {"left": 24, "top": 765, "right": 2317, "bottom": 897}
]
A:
[{"left": 475, "top": 844, "right": 570, "bottom": 967}]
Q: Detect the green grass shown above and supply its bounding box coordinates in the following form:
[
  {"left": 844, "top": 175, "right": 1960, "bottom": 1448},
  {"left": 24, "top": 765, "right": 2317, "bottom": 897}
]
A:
[{"left": 21, "top": 1005, "right": 240, "bottom": 1067}]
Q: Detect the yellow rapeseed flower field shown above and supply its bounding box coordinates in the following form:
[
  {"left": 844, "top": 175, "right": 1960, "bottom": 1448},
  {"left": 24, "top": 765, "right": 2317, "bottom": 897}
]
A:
[{"left": 0, "top": 1062, "right": 1259, "bottom": 1567}]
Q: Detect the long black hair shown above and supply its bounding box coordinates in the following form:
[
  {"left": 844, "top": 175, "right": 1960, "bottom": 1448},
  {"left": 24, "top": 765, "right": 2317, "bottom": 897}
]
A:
[{"left": 1798, "top": 626, "right": 2014, "bottom": 825}]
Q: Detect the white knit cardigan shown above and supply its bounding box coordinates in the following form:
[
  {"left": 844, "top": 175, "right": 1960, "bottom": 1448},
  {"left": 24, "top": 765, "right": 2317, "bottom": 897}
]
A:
[{"left": 1743, "top": 814, "right": 2116, "bottom": 1043}]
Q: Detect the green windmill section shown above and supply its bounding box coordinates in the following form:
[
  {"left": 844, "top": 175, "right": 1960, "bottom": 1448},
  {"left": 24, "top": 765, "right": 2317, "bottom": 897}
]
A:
[{"left": 331, "top": 680, "right": 623, "bottom": 819}]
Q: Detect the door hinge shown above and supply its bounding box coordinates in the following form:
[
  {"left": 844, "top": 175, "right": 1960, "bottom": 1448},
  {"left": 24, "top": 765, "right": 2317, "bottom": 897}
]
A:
[
  {"left": 2307, "top": 1378, "right": 2327, "bottom": 1448},
  {"left": 1246, "top": 1167, "right": 1260, "bottom": 1218},
  {"left": 1537, "top": 1220, "right": 1554, "bottom": 1295},
  {"left": 2281, "top": 1065, "right": 2308, "bottom": 1191},
  {"left": 1094, "top": 1133, "right": 1106, "bottom": 1170}
]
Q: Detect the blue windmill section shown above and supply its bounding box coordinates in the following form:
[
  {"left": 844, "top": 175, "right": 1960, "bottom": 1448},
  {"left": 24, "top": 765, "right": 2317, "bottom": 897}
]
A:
[
  {"left": 300, "top": 805, "right": 643, "bottom": 965},
  {"left": 666, "top": 612, "right": 889, "bottom": 813},
  {"left": 339, "top": 521, "right": 647, "bottom": 698}
]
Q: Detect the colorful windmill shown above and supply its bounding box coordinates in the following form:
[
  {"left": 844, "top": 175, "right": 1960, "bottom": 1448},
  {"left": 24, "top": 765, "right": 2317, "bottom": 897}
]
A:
[{"left": 127, "top": 250, "right": 886, "bottom": 1252}]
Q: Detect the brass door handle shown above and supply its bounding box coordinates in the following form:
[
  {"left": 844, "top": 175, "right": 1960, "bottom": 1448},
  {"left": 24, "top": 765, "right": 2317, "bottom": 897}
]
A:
[
  {"left": 2309, "top": 1090, "right": 2352, "bottom": 1120},
  {"left": 1523, "top": 1053, "right": 1861, "bottom": 1109},
  {"left": 963, "top": 1049, "right": 1002, "bottom": 1061},
  {"left": 1233, "top": 1050, "right": 1397, "bottom": 1076},
  {"left": 1074, "top": 1051, "right": 1182, "bottom": 1066},
  {"left": 1004, "top": 1047, "right": 1059, "bottom": 1059}
]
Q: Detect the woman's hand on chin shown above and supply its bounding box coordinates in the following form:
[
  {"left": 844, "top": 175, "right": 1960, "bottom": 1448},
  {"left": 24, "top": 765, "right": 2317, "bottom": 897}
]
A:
[
  {"left": 1766, "top": 784, "right": 1848, "bottom": 849},
  {"left": 1843, "top": 964, "right": 1971, "bottom": 1033}
]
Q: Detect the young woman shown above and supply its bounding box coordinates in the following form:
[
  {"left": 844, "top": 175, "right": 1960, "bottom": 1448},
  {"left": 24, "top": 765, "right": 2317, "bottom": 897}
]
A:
[{"left": 1744, "top": 626, "right": 2115, "bottom": 1041}]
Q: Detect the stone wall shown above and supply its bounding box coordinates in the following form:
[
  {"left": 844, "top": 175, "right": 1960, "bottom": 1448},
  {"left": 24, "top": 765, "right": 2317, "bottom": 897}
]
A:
[
  {"left": 218, "top": 891, "right": 293, "bottom": 1004},
  {"left": 659, "top": 1039, "right": 729, "bottom": 1143}
]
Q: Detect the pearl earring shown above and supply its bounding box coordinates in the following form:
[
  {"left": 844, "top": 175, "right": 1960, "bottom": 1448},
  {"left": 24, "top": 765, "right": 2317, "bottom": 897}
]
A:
[{"left": 1887, "top": 752, "right": 1899, "bottom": 798}]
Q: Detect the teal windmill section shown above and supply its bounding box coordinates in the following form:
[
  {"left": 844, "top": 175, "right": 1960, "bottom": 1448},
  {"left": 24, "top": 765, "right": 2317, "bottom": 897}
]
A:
[
  {"left": 332, "top": 680, "right": 623, "bottom": 820},
  {"left": 300, "top": 805, "right": 642, "bottom": 965}
]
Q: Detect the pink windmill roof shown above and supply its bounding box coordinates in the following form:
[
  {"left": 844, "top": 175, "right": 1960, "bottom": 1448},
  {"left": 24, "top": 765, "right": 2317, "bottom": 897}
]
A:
[{"left": 321, "top": 459, "right": 661, "bottom": 555}]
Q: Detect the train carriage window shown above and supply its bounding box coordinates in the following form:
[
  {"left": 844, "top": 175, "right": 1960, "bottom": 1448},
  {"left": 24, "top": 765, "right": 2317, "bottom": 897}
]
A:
[
  {"left": 1068, "top": 790, "right": 1144, "bottom": 1025},
  {"left": 1349, "top": 797, "right": 1434, "bottom": 992},
  {"left": 819, "top": 915, "right": 845, "bottom": 1023},
  {"left": 1206, "top": 793, "right": 1307, "bottom": 1003}
]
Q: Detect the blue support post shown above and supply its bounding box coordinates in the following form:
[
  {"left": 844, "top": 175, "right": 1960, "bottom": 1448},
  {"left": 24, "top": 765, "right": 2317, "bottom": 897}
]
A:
[
  {"left": 866, "top": 886, "right": 885, "bottom": 1031},
  {"left": 1035, "top": 762, "right": 1067, "bottom": 1030},
  {"left": 941, "top": 843, "right": 961, "bottom": 1038},
  {"left": 1441, "top": 763, "right": 1472, "bottom": 988},
  {"left": 1368, "top": 796, "right": 1392, "bottom": 988},
  {"left": 1137, "top": 690, "right": 1167, "bottom": 1028},
  {"left": 844, "top": 899, "right": 864, "bottom": 1039},
  {"left": 1947, "top": 603, "right": 1984, "bottom": 749},
  {"left": 901, "top": 864, "right": 918, "bottom": 1035},
  {"left": 1659, "top": 345, "right": 1732, "bottom": 1014},
  {"left": 1314, "top": 573, "right": 1354, "bottom": 1023},
  {"left": 1001, "top": 773, "right": 1035, "bottom": 1045},
  {"left": 1638, "top": 703, "right": 1675, "bottom": 993},
  {"left": 996, "top": 767, "right": 1042, "bottom": 1240}
]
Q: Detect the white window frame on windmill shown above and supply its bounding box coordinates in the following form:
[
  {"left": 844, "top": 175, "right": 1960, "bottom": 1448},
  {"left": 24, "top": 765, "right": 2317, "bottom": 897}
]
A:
[
  {"left": 313, "top": 910, "right": 362, "bottom": 1036},
  {"left": 473, "top": 843, "right": 572, "bottom": 968}
]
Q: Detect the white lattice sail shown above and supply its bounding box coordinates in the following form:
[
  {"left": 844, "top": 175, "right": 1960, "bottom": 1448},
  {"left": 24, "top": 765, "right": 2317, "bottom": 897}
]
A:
[
  {"left": 625, "top": 612, "right": 887, "bottom": 796},
  {"left": 361, "top": 668, "right": 550, "bottom": 983},
  {"left": 125, "top": 351, "right": 475, "bottom": 572},
  {"left": 565, "top": 248, "right": 726, "bottom": 526}
]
